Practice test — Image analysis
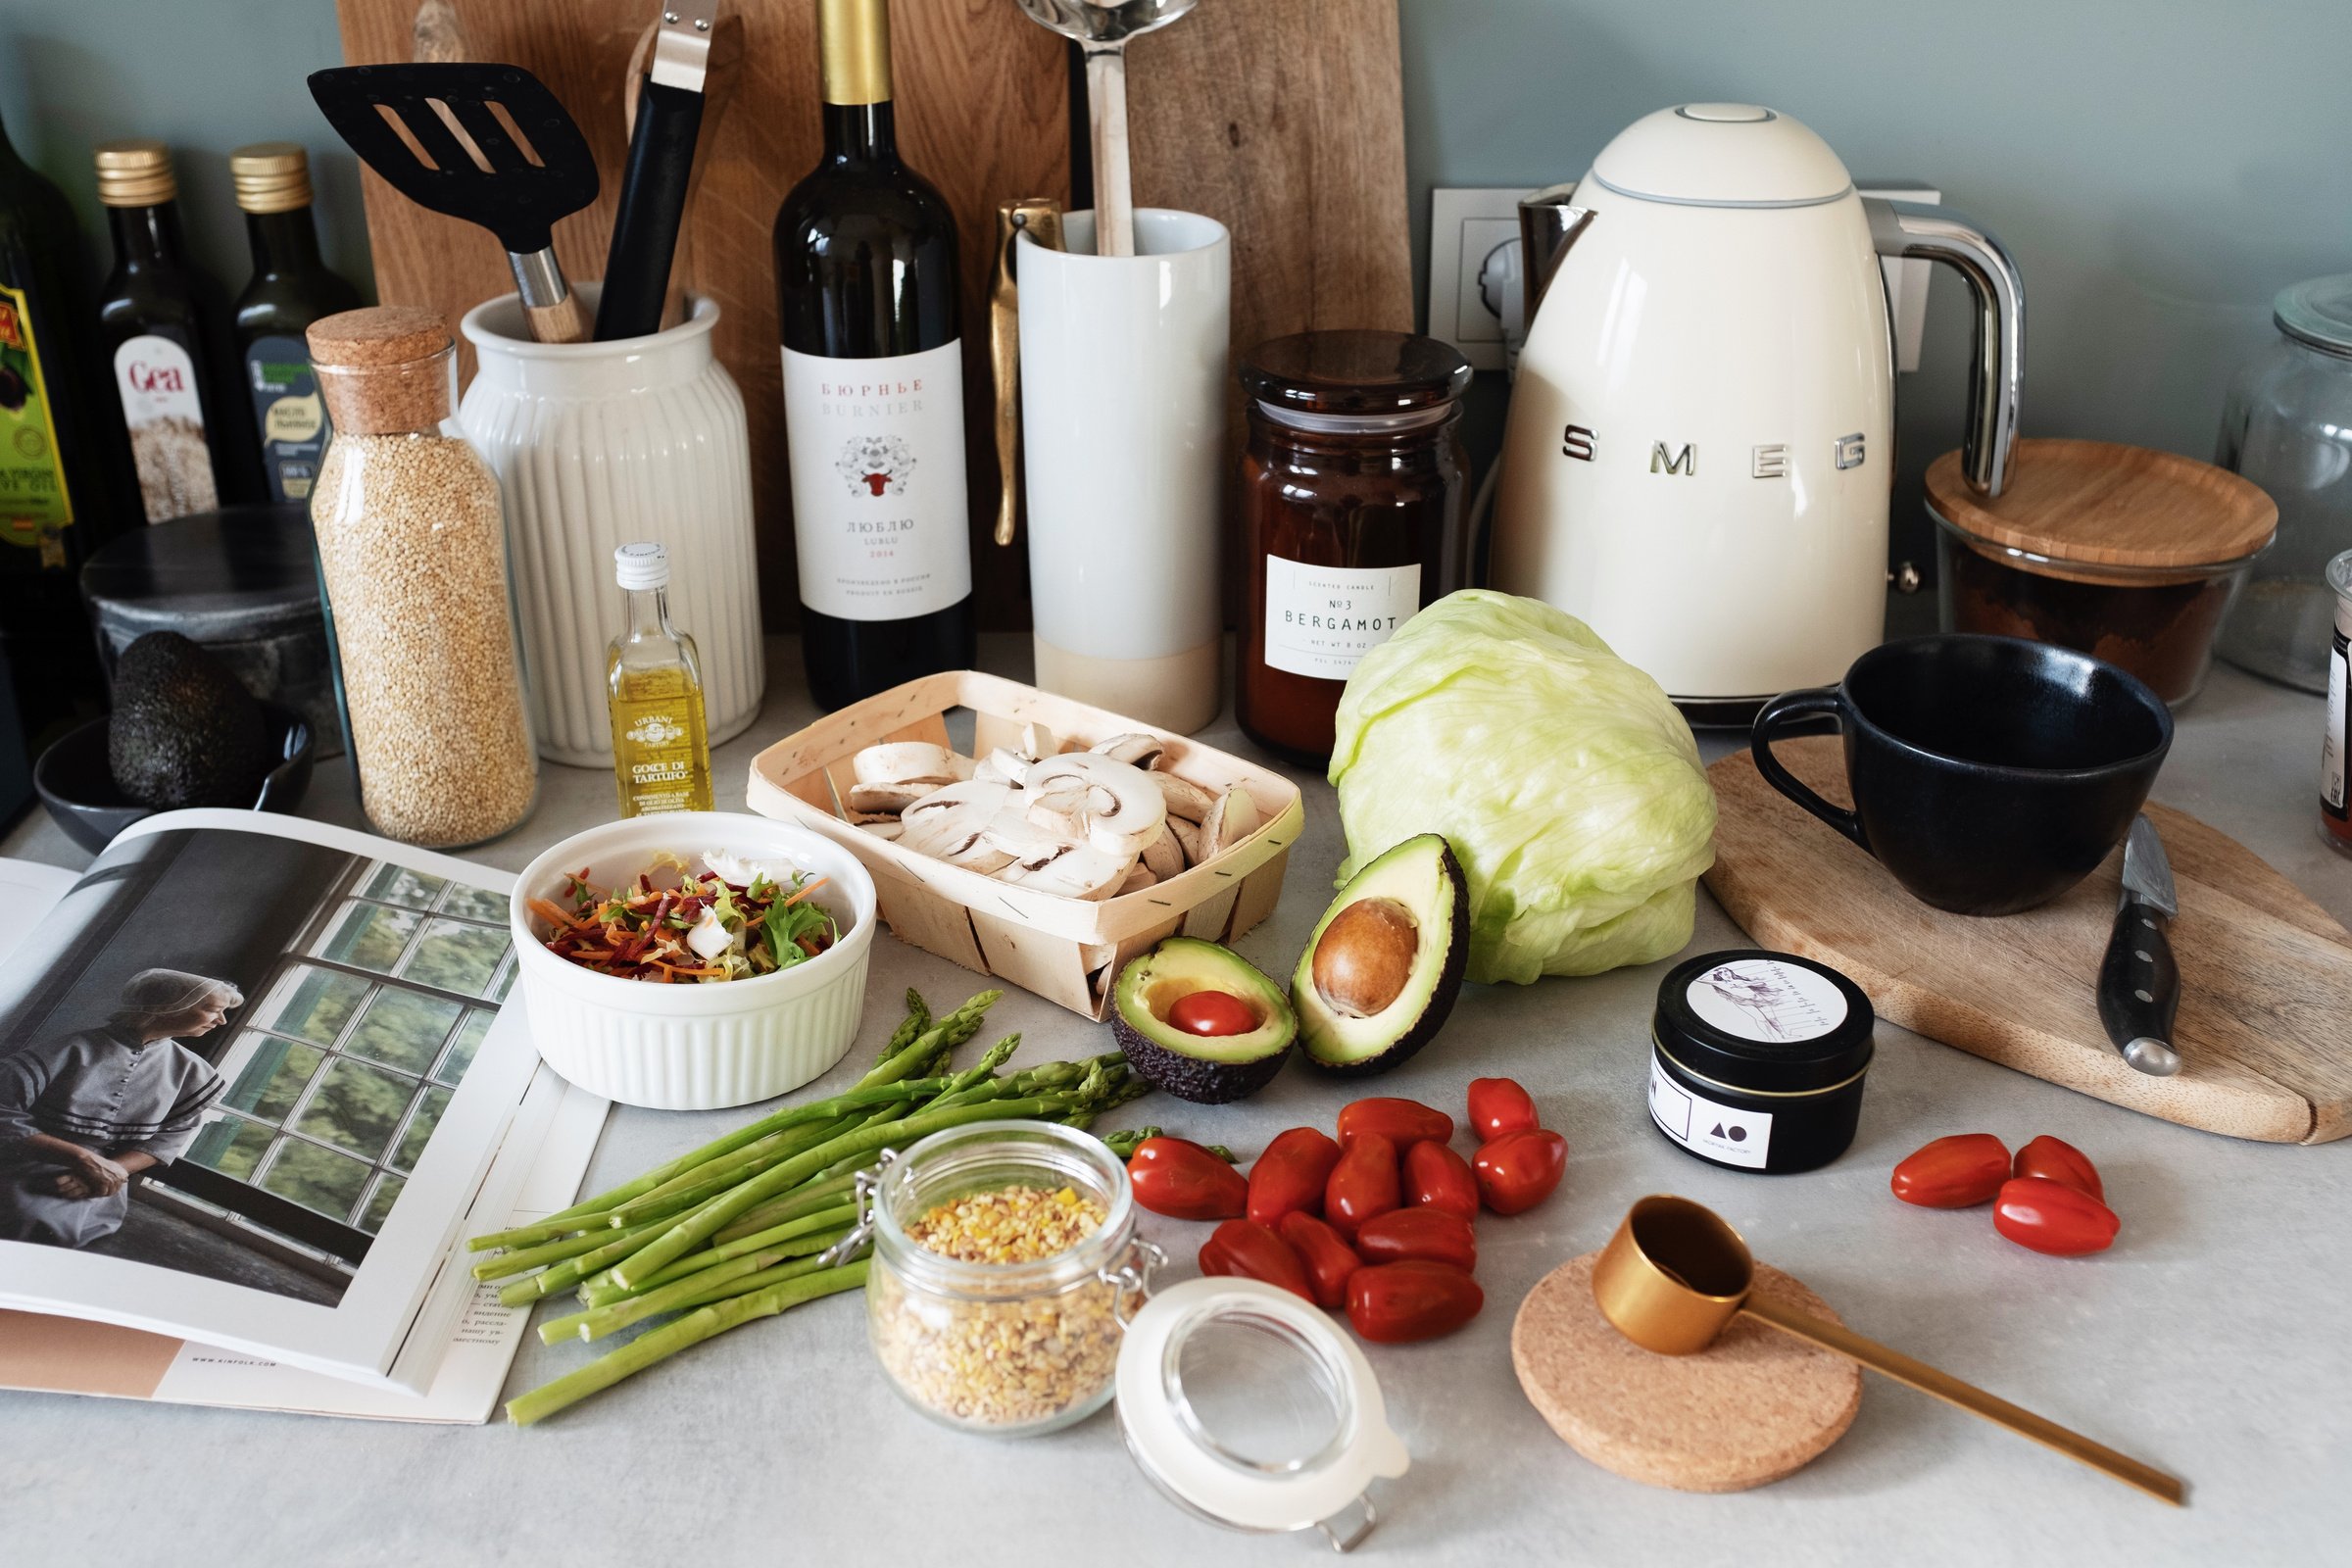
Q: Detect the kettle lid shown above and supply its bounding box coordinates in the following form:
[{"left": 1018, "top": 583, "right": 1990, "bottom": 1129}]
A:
[{"left": 1590, "top": 105, "right": 1852, "bottom": 208}]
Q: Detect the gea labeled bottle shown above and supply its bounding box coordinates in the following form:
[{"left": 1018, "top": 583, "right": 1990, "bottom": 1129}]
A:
[
  {"left": 0, "top": 111, "right": 125, "bottom": 754},
  {"left": 230, "top": 143, "right": 360, "bottom": 505},
  {"left": 94, "top": 139, "right": 240, "bottom": 521},
  {"left": 774, "top": 0, "right": 974, "bottom": 710}
]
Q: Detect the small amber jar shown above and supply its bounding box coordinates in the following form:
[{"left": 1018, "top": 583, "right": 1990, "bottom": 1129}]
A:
[{"left": 1236, "top": 331, "right": 1471, "bottom": 765}]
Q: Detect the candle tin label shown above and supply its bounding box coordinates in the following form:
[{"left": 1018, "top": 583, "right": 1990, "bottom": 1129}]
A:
[
  {"left": 1263, "top": 555, "right": 1420, "bottom": 679},
  {"left": 1648, "top": 1056, "right": 1774, "bottom": 1170},
  {"left": 782, "top": 340, "right": 971, "bottom": 621},
  {"left": 1684, "top": 956, "right": 1848, "bottom": 1043}
]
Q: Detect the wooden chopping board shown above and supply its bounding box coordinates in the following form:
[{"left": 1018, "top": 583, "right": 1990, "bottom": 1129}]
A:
[{"left": 1704, "top": 736, "right": 2352, "bottom": 1145}]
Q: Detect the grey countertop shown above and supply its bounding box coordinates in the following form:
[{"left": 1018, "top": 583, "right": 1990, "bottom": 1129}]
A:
[{"left": 5, "top": 634, "right": 2348, "bottom": 1567}]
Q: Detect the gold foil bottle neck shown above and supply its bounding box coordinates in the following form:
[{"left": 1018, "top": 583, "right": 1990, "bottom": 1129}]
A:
[
  {"left": 818, "top": 0, "right": 894, "bottom": 106},
  {"left": 230, "top": 141, "right": 315, "bottom": 215},
  {"left": 94, "top": 138, "right": 177, "bottom": 209}
]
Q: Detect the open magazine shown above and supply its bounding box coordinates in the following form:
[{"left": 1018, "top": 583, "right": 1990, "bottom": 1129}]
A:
[{"left": 0, "top": 808, "right": 609, "bottom": 1400}]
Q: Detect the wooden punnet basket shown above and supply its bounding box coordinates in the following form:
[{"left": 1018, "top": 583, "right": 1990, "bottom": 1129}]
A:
[{"left": 746, "top": 671, "right": 1304, "bottom": 1019}]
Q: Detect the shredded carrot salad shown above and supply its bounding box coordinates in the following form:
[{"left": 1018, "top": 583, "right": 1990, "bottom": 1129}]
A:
[{"left": 532, "top": 852, "right": 837, "bottom": 983}]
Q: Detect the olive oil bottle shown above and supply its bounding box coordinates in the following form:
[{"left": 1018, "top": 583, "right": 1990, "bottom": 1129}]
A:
[
  {"left": 230, "top": 143, "right": 358, "bottom": 505},
  {"left": 607, "top": 541, "right": 713, "bottom": 817}
]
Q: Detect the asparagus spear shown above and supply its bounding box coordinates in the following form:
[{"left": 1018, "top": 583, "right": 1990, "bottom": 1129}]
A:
[
  {"left": 579, "top": 1200, "right": 858, "bottom": 1308},
  {"left": 547, "top": 1218, "right": 857, "bottom": 1344}
]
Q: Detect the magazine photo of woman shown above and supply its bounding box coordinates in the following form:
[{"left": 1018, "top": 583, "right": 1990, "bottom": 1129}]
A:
[{"left": 0, "top": 968, "right": 240, "bottom": 1248}]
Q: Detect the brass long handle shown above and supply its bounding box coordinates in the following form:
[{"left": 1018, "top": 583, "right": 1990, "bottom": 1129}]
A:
[
  {"left": 988, "top": 200, "right": 1062, "bottom": 547},
  {"left": 1740, "top": 1295, "right": 2184, "bottom": 1506}
]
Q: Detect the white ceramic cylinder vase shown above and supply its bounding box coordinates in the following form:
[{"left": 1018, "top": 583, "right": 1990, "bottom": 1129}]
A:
[
  {"left": 1016, "top": 210, "right": 1229, "bottom": 734},
  {"left": 460, "top": 286, "right": 763, "bottom": 767}
]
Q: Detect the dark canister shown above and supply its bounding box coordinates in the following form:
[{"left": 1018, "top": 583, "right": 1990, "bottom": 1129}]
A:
[{"left": 1648, "top": 950, "right": 1875, "bottom": 1174}]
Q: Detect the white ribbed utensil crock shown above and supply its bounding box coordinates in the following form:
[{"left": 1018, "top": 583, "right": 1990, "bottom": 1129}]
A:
[
  {"left": 509, "top": 812, "right": 876, "bottom": 1110},
  {"left": 461, "top": 285, "right": 762, "bottom": 766}
]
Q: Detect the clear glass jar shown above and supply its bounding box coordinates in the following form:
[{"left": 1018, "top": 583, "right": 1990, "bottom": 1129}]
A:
[
  {"left": 308, "top": 307, "right": 537, "bottom": 847},
  {"left": 2215, "top": 273, "right": 2352, "bottom": 691},
  {"left": 863, "top": 1120, "right": 1157, "bottom": 1438}
]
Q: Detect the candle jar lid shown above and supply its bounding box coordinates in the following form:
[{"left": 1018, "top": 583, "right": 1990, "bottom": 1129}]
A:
[
  {"left": 1241, "top": 330, "right": 1472, "bottom": 420},
  {"left": 1654, "top": 950, "right": 1875, "bottom": 1094}
]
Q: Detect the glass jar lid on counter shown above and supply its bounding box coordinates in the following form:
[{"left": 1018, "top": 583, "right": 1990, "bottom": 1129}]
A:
[
  {"left": 1240, "top": 329, "right": 1475, "bottom": 423},
  {"left": 857, "top": 1120, "right": 1408, "bottom": 1548}
]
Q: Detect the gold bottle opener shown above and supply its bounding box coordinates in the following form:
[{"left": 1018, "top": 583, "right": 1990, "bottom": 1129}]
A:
[{"left": 988, "top": 198, "right": 1063, "bottom": 547}]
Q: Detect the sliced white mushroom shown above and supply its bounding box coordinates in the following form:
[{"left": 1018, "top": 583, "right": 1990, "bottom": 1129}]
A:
[
  {"left": 1141, "top": 829, "right": 1185, "bottom": 881},
  {"left": 1025, "top": 776, "right": 1105, "bottom": 840},
  {"left": 1091, "top": 732, "right": 1166, "bottom": 770},
  {"left": 845, "top": 809, "right": 898, "bottom": 827},
  {"left": 1116, "top": 862, "right": 1158, "bottom": 896},
  {"left": 1147, "top": 770, "right": 1216, "bottom": 823},
  {"left": 846, "top": 781, "right": 935, "bottom": 814},
  {"left": 996, "top": 842, "right": 1131, "bottom": 901},
  {"left": 1024, "top": 753, "right": 1167, "bottom": 858},
  {"left": 1200, "top": 786, "right": 1261, "bottom": 856},
  {"left": 973, "top": 746, "right": 1033, "bottom": 787},
  {"left": 852, "top": 740, "right": 969, "bottom": 787},
  {"left": 897, "top": 780, "right": 1015, "bottom": 858},
  {"left": 1019, "top": 721, "right": 1055, "bottom": 759},
  {"left": 860, "top": 819, "right": 905, "bottom": 842},
  {"left": 1168, "top": 815, "right": 1206, "bottom": 865}
]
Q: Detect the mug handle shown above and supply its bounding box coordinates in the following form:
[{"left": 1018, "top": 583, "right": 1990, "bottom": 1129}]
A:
[{"left": 1751, "top": 689, "right": 1871, "bottom": 855}]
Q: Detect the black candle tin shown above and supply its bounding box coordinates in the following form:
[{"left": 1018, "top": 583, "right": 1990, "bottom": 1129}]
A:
[{"left": 1647, "top": 950, "right": 1875, "bottom": 1175}]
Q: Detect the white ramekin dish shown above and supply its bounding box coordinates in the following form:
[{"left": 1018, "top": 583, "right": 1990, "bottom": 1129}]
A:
[{"left": 508, "top": 811, "right": 877, "bottom": 1110}]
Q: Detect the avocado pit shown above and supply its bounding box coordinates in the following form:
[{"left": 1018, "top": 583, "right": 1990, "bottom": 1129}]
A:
[{"left": 1311, "top": 898, "right": 1420, "bottom": 1018}]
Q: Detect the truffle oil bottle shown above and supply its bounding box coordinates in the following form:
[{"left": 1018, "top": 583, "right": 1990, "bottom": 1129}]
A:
[{"left": 607, "top": 542, "right": 713, "bottom": 817}]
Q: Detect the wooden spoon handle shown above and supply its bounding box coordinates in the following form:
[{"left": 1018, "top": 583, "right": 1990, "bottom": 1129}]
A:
[
  {"left": 1740, "top": 1294, "right": 2184, "bottom": 1506},
  {"left": 1084, "top": 45, "right": 1133, "bottom": 258}
]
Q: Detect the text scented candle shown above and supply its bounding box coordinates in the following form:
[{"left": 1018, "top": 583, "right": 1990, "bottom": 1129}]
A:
[{"left": 1237, "top": 331, "right": 1470, "bottom": 764}]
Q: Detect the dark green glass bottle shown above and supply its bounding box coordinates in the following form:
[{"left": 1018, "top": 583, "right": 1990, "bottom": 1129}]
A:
[
  {"left": 0, "top": 111, "right": 126, "bottom": 758},
  {"left": 230, "top": 143, "right": 358, "bottom": 507},
  {"left": 94, "top": 138, "right": 243, "bottom": 522}
]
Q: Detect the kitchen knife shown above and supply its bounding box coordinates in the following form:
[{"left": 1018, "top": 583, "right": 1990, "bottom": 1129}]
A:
[
  {"left": 596, "top": 5, "right": 718, "bottom": 341},
  {"left": 2097, "top": 814, "right": 2182, "bottom": 1076}
]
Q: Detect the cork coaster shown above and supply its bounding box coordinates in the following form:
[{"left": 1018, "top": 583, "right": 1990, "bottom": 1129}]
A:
[{"left": 1511, "top": 1251, "right": 1861, "bottom": 1494}]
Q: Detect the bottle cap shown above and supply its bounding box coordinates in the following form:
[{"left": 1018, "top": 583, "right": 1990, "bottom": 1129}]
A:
[
  {"left": 94, "top": 139, "right": 176, "bottom": 209},
  {"left": 615, "top": 542, "right": 670, "bottom": 590},
  {"left": 229, "top": 142, "right": 315, "bottom": 215}
]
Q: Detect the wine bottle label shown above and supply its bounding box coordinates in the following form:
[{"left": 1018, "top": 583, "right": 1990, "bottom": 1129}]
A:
[
  {"left": 246, "top": 333, "right": 329, "bottom": 504},
  {"left": 781, "top": 340, "right": 970, "bottom": 620},
  {"left": 0, "top": 282, "right": 74, "bottom": 566},
  {"left": 114, "top": 332, "right": 217, "bottom": 523},
  {"left": 1262, "top": 555, "right": 1420, "bottom": 679}
]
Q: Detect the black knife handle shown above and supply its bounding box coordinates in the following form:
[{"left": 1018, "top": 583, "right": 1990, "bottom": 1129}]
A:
[
  {"left": 596, "top": 77, "right": 705, "bottom": 341},
  {"left": 2098, "top": 901, "right": 2180, "bottom": 1073}
]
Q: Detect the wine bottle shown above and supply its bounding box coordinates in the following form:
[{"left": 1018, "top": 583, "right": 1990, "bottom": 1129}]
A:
[
  {"left": 773, "top": 0, "right": 974, "bottom": 710},
  {"left": 230, "top": 143, "right": 359, "bottom": 506},
  {"left": 0, "top": 111, "right": 127, "bottom": 759},
  {"left": 94, "top": 139, "right": 240, "bottom": 522}
]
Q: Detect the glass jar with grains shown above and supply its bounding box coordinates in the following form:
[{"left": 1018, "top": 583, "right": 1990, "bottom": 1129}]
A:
[{"left": 307, "top": 306, "right": 536, "bottom": 847}]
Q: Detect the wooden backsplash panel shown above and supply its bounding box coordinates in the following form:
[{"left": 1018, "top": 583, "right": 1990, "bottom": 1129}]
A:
[{"left": 332, "top": 0, "right": 1067, "bottom": 630}]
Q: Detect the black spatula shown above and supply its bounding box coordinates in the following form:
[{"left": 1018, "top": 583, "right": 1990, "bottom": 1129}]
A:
[{"left": 309, "top": 62, "right": 599, "bottom": 343}]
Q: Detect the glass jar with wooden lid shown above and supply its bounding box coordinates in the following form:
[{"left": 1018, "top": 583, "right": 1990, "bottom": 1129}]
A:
[
  {"left": 307, "top": 305, "right": 536, "bottom": 847},
  {"left": 1927, "top": 438, "right": 2278, "bottom": 706}
]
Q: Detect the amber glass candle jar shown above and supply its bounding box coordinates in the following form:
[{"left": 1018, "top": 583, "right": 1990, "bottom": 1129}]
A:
[{"left": 1237, "top": 331, "right": 1471, "bottom": 764}]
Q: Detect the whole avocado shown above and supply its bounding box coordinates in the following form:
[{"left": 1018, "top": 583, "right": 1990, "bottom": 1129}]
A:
[{"left": 108, "top": 632, "right": 273, "bottom": 808}]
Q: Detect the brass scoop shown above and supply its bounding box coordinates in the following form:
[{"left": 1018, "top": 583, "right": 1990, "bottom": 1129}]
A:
[{"left": 1592, "top": 1196, "right": 2183, "bottom": 1505}]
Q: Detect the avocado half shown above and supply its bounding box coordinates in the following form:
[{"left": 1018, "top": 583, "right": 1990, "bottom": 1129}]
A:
[
  {"left": 1293, "top": 834, "right": 1470, "bottom": 1076},
  {"left": 1110, "top": 937, "right": 1298, "bottom": 1103}
]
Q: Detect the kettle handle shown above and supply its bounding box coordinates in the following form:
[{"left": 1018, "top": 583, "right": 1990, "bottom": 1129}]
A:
[{"left": 1866, "top": 198, "right": 2025, "bottom": 497}]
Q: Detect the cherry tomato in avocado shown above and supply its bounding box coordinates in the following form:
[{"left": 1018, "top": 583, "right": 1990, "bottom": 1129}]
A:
[
  {"left": 1471, "top": 1128, "right": 1566, "bottom": 1215},
  {"left": 1199, "top": 1219, "right": 1314, "bottom": 1301},
  {"left": 1128, "top": 1136, "right": 1247, "bottom": 1221},
  {"left": 1168, "top": 989, "right": 1259, "bottom": 1037},
  {"left": 1247, "top": 1126, "right": 1344, "bottom": 1229},
  {"left": 1347, "top": 1260, "right": 1484, "bottom": 1344},
  {"left": 1353, "top": 1206, "right": 1477, "bottom": 1273},
  {"left": 2012, "top": 1134, "right": 2103, "bottom": 1202},
  {"left": 1277, "top": 1211, "right": 1362, "bottom": 1308},
  {"left": 1467, "top": 1077, "right": 1540, "bottom": 1141},
  {"left": 1336, "top": 1097, "right": 1454, "bottom": 1149},
  {"left": 1888, "top": 1133, "right": 2011, "bottom": 1208},
  {"left": 1401, "top": 1139, "right": 1479, "bottom": 1222},
  {"left": 1993, "top": 1176, "right": 2119, "bottom": 1256},
  {"left": 1324, "top": 1131, "right": 1402, "bottom": 1239}
]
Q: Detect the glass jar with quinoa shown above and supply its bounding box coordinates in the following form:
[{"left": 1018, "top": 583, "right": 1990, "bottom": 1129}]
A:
[
  {"left": 307, "top": 307, "right": 537, "bottom": 847},
  {"left": 863, "top": 1120, "right": 1159, "bottom": 1438}
]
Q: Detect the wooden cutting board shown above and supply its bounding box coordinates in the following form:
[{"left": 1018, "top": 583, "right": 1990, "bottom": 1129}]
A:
[{"left": 1704, "top": 736, "right": 2352, "bottom": 1145}]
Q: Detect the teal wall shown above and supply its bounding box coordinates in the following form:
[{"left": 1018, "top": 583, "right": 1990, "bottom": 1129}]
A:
[{"left": 2, "top": 0, "right": 2344, "bottom": 558}]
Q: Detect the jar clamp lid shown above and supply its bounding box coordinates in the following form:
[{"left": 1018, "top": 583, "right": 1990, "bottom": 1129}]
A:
[
  {"left": 1655, "top": 950, "right": 1875, "bottom": 1094},
  {"left": 2275, "top": 272, "right": 2352, "bottom": 360}
]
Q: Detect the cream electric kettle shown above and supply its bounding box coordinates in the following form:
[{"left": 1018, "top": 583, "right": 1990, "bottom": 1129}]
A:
[{"left": 1492, "top": 104, "right": 2025, "bottom": 721}]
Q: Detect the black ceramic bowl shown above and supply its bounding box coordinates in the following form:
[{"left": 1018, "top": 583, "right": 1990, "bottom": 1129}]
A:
[{"left": 33, "top": 704, "right": 315, "bottom": 854}]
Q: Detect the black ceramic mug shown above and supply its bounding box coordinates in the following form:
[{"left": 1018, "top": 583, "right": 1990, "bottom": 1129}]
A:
[{"left": 1751, "top": 635, "right": 2174, "bottom": 916}]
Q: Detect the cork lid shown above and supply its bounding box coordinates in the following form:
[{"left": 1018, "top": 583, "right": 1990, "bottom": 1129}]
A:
[
  {"left": 94, "top": 139, "right": 176, "bottom": 208},
  {"left": 308, "top": 307, "right": 450, "bottom": 369},
  {"left": 308, "top": 307, "right": 455, "bottom": 434},
  {"left": 1927, "top": 438, "right": 2277, "bottom": 570},
  {"left": 229, "top": 141, "right": 314, "bottom": 215}
]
